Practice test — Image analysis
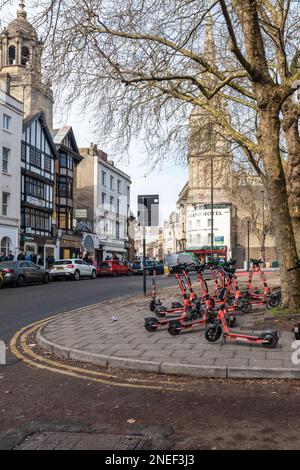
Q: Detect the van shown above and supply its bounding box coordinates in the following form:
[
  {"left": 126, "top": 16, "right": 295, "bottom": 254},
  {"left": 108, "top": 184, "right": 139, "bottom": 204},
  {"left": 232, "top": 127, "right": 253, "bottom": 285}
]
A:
[{"left": 164, "top": 252, "right": 199, "bottom": 274}]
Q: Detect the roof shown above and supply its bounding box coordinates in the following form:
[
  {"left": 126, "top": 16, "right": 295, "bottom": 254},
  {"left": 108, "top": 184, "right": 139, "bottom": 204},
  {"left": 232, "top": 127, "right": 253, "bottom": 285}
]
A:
[
  {"left": 51, "top": 126, "right": 82, "bottom": 161},
  {"left": 22, "top": 111, "right": 57, "bottom": 158},
  {"left": 6, "top": 3, "right": 37, "bottom": 38}
]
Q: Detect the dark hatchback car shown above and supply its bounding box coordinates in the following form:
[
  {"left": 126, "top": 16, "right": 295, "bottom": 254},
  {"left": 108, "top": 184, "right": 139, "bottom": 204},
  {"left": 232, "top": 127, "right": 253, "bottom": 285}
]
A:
[
  {"left": 131, "top": 260, "right": 164, "bottom": 275},
  {"left": 0, "top": 261, "right": 50, "bottom": 287}
]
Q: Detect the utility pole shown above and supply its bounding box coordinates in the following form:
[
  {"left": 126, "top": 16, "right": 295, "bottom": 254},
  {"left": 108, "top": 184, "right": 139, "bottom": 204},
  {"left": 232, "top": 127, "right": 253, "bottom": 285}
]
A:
[
  {"left": 247, "top": 220, "right": 250, "bottom": 271},
  {"left": 210, "top": 154, "right": 214, "bottom": 261},
  {"left": 262, "top": 190, "right": 265, "bottom": 266},
  {"left": 143, "top": 221, "right": 146, "bottom": 296}
]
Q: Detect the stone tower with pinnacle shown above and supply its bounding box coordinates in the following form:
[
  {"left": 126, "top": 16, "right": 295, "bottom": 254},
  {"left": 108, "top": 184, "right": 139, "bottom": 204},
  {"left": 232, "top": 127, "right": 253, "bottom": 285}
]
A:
[
  {"left": 187, "top": 16, "right": 232, "bottom": 202},
  {"left": 0, "top": 1, "right": 53, "bottom": 129}
]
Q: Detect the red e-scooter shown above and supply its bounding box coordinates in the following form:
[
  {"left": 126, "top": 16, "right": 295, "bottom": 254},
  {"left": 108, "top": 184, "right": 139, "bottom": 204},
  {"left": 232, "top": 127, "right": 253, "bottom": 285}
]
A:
[
  {"left": 205, "top": 305, "right": 279, "bottom": 348},
  {"left": 154, "top": 270, "right": 199, "bottom": 318},
  {"left": 166, "top": 266, "right": 237, "bottom": 336},
  {"left": 144, "top": 274, "right": 201, "bottom": 332},
  {"left": 243, "top": 259, "right": 281, "bottom": 308}
]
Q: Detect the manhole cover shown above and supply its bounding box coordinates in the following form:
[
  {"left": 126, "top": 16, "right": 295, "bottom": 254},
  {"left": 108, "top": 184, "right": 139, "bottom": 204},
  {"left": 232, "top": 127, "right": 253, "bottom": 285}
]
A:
[{"left": 15, "top": 432, "right": 147, "bottom": 450}]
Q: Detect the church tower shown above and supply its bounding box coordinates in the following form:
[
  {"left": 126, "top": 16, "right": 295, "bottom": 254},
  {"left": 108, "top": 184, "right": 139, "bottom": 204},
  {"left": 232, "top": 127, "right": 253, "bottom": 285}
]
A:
[
  {"left": 188, "top": 16, "right": 232, "bottom": 200},
  {"left": 0, "top": 2, "right": 53, "bottom": 129}
]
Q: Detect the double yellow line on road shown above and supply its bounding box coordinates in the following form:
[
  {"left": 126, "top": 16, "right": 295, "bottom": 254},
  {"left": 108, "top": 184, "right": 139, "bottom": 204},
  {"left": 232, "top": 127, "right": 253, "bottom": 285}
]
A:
[{"left": 10, "top": 312, "right": 193, "bottom": 392}]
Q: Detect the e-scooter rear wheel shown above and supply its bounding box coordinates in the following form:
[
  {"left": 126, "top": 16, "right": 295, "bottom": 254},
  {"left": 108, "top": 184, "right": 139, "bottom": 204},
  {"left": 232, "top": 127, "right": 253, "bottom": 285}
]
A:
[
  {"left": 205, "top": 324, "right": 222, "bottom": 343},
  {"left": 241, "top": 301, "right": 252, "bottom": 313},
  {"left": 261, "top": 332, "right": 279, "bottom": 349},
  {"left": 155, "top": 306, "right": 168, "bottom": 318},
  {"left": 144, "top": 318, "right": 159, "bottom": 332},
  {"left": 168, "top": 320, "right": 181, "bottom": 336}
]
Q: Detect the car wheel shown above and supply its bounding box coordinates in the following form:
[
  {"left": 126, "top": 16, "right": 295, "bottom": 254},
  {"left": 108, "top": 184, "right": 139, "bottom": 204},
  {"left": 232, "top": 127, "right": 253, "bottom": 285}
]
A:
[
  {"left": 43, "top": 273, "right": 50, "bottom": 284},
  {"left": 127, "top": 270, "right": 133, "bottom": 276},
  {"left": 90, "top": 270, "right": 97, "bottom": 279},
  {"left": 17, "top": 275, "right": 25, "bottom": 287},
  {"left": 112, "top": 271, "right": 117, "bottom": 277},
  {"left": 145, "top": 269, "right": 150, "bottom": 275},
  {"left": 73, "top": 270, "right": 80, "bottom": 281}
]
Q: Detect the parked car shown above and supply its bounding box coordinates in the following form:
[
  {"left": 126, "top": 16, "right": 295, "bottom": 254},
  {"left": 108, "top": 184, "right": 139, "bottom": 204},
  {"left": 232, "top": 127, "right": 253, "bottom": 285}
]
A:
[
  {"left": 50, "top": 259, "right": 97, "bottom": 281},
  {"left": 0, "top": 261, "right": 50, "bottom": 287},
  {"left": 131, "top": 260, "right": 164, "bottom": 275},
  {"left": 164, "top": 252, "right": 199, "bottom": 274},
  {"left": 97, "top": 260, "right": 131, "bottom": 277}
]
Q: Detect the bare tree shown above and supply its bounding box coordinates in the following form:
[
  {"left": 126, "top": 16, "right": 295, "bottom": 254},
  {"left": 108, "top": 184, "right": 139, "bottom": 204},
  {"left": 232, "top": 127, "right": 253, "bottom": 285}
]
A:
[{"left": 2, "top": 0, "right": 300, "bottom": 306}]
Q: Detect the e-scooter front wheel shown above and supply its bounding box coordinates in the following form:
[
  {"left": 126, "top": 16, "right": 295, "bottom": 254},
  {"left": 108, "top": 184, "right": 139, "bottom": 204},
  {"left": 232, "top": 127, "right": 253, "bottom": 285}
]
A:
[{"left": 205, "top": 324, "right": 222, "bottom": 343}]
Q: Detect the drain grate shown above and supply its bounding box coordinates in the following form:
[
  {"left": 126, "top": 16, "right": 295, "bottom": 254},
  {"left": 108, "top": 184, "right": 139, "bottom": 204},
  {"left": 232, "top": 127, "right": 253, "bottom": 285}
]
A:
[{"left": 15, "top": 432, "right": 147, "bottom": 450}]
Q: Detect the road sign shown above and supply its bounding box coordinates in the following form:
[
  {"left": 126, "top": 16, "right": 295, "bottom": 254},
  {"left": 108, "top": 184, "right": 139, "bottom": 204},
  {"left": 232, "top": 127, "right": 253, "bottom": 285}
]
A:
[{"left": 137, "top": 195, "right": 159, "bottom": 227}]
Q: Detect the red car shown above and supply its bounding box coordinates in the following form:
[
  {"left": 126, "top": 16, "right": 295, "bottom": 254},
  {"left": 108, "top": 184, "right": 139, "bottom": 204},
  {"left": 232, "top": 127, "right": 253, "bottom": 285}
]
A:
[{"left": 97, "top": 260, "right": 132, "bottom": 277}]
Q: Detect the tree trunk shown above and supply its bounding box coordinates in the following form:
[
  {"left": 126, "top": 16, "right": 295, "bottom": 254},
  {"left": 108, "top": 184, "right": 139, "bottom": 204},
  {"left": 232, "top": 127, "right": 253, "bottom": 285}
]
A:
[
  {"left": 282, "top": 101, "right": 300, "bottom": 256},
  {"left": 257, "top": 102, "right": 300, "bottom": 308}
]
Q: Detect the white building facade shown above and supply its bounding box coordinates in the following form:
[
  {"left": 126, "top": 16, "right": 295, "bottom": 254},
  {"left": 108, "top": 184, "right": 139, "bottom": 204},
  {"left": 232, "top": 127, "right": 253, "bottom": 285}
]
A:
[
  {"left": 0, "top": 73, "right": 23, "bottom": 258},
  {"left": 77, "top": 145, "right": 132, "bottom": 261},
  {"left": 163, "top": 211, "right": 180, "bottom": 254},
  {"left": 185, "top": 203, "right": 232, "bottom": 259},
  {"left": 96, "top": 158, "right": 131, "bottom": 260}
]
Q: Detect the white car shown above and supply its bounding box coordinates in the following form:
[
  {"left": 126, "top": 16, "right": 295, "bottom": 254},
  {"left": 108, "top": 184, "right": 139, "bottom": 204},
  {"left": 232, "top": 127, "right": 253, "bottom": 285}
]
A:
[{"left": 50, "top": 259, "right": 97, "bottom": 281}]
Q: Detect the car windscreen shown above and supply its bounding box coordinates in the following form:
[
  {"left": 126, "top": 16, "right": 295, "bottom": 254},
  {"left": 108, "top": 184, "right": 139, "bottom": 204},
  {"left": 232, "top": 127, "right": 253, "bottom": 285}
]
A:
[
  {"left": 99, "top": 262, "right": 109, "bottom": 267},
  {"left": 0, "top": 262, "right": 16, "bottom": 268},
  {"left": 54, "top": 260, "right": 72, "bottom": 265}
]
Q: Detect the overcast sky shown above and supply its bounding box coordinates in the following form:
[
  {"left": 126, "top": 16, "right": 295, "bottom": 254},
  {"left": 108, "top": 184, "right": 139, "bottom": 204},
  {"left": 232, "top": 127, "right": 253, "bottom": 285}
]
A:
[{"left": 1, "top": 1, "right": 189, "bottom": 224}]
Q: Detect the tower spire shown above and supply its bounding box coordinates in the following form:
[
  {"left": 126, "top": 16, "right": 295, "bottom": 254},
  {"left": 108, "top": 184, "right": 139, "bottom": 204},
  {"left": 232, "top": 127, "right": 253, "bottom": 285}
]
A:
[
  {"left": 17, "top": 1, "right": 27, "bottom": 20},
  {"left": 203, "top": 13, "right": 216, "bottom": 65}
]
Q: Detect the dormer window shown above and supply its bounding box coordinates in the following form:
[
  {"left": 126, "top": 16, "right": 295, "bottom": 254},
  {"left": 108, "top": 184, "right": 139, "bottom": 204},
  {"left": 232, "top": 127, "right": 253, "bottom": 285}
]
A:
[
  {"left": 21, "top": 46, "right": 30, "bottom": 66},
  {"left": 8, "top": 45, "right": 16, "bottom": 65}
]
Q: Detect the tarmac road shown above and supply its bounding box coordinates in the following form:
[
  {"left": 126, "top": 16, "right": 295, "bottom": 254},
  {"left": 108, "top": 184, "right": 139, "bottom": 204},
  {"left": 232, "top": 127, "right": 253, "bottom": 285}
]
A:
[{"left": 0, "top": 274, "right": 178, "bottom": 343}]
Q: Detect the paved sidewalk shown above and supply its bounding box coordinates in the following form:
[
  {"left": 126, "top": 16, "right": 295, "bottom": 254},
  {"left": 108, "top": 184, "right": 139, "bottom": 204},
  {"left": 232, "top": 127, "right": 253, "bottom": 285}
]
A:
[{"left": 36, "top": 287, "right": 300, "bottom": 379}]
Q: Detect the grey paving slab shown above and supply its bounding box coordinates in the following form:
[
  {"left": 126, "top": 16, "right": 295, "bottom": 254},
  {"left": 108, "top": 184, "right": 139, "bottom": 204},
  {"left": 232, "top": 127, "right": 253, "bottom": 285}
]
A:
[{"left": 36, "top": 288, "right": 300, "bottom": 379}]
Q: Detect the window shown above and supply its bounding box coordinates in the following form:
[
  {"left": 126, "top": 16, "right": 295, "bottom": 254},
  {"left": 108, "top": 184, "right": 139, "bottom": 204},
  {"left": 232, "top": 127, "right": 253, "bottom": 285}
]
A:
[
  {"left": 8, "top": 45, "right": 16, "bottom": 65},
  {"left": 3, "top": 114, "right": 11, "bottom": 131},
  {"left": 101, "top": 193, "right": 106, "bottom": 207},
  {"left": 60, "top": 153, "right": 67, "bottom": 168},
  {"left": 117, "top": 180, "right": 121, "bottom": 193},
  {"left": 207, "top": 219, "right": 212, "bottom": 228},
  {"left": 116, "top": 221, "right": 120, "bottom": 239},
  {"left": 29, "top": 147, "right": 41, "bottom": 167},
  {"left": 117, "top": 199, "right": 120, "bottom": 215},
  {"left": 21, "top": 142, "right": 26, "bottom": 161},
  {"left": 58, "top": 176, "right": 73, "bottom": 198},
  {"left": 110, "top": 196, "right": 114, "bottom": 211},
  {"left": 2, "top": 192, "right": 9, "bottom": 216},
  {"left": 102, "top": 171, "right": 106, "bottom": 186},
  {"left": 22, "top": 207, "right": 51, "bottom": 235},
  {"left": 2, "top": 147, "right": 10, "bottom": 173},
  {"left": 25, "top": 177, "right": 45, "bottom": 199},
  {"left": 21, "top": 46, "right": 30, "bottom": 66},
  {"left": 44, "top": 155, "right": 51, "bottom": 172},
  {"left": 0, "top": 237, "right": 11, "bottom": 257},
  {"left": 110, "top": 176, "right": 114, "bottom": 190}
]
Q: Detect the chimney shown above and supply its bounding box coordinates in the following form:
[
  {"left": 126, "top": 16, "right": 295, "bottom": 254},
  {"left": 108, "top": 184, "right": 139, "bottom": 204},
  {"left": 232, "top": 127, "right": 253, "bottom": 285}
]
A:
[{"left": 0, "top": 73, "right": 11, "bottom": 94}]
